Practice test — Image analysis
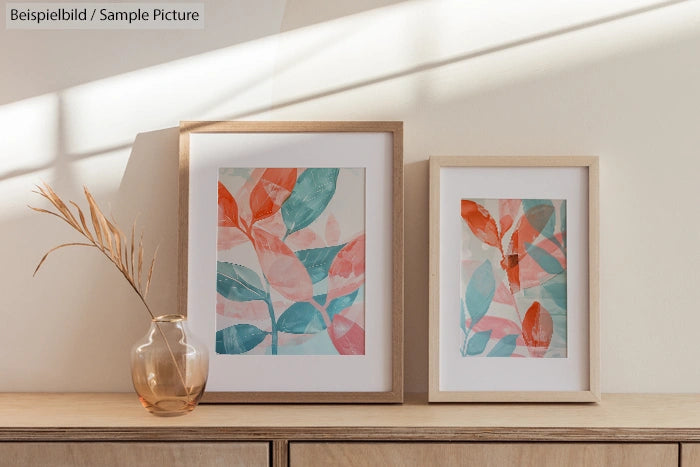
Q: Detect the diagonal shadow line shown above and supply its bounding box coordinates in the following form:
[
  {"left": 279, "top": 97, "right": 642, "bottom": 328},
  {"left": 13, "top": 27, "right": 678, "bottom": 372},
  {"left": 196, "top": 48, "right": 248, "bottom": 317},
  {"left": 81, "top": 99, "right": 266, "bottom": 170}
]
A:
[
  {"left": 0, "top": 0, "right": 691, "bottom": 183},
  {"left": 223, "top": 0, "right": 692, "bottom": 120}
]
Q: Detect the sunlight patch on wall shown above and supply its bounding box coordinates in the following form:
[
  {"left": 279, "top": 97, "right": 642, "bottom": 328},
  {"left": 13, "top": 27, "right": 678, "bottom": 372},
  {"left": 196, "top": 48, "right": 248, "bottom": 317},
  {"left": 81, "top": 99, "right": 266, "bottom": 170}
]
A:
[
  {"left": 2, "top": 0, "right": 698, "bottom": 200},
  {"left": 60, "top": 37, "right": 279, "bottom": 157},
  {"left": 0, "top": 94, "right": 58, "bottom": 175}
]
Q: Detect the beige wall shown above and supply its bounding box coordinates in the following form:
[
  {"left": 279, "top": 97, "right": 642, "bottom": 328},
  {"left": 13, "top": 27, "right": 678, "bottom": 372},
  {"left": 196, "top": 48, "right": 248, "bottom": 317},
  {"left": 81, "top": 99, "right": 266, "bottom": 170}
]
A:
[{"left": 2, "top": 0, "right": 700, "bottom": 393}]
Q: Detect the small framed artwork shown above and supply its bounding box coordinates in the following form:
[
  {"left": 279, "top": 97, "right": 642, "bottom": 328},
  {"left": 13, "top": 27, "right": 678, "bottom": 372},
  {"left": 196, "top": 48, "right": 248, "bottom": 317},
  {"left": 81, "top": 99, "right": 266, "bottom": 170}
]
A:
[
  {"left": 179, "top": 121, "right": 403, "bottom": 403},
  {"left": 428, "top": 156, "right": 599, "bottom": 402}
]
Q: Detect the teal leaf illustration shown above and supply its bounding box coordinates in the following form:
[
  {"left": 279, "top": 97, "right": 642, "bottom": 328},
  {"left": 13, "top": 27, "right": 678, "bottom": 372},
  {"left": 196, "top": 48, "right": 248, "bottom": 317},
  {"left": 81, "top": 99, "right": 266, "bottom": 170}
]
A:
[
  {"left": 216, "top": 262, "right": 268, "bottom": 302},
  {"left": 525, "top": 242, "right": 565, "bottom": 274},
  {"left": 523, "top": 200, "right": 555, "bottom": 240},
  {"left": 466, "top": 330, "right": 492, "bottom": 356},
  {"left": 295, "top": 243, "right": 346, "bottom": 284},
  {"left": 313, "top": 293, "right": 327, "bottom": 306},
  {"left": 560, "top": 201, "right": 567, "bottom": 249},
  {"left": 465, "top": 260, "right": 496, "bottom": 327},
  {"left": 282, "top": 168, "right": 340, "bottom": 236},
  {"left": 487, "top": 334, "right": 518, "bottom": 357},
  {"left": 548, "top": 234, "right": 564, "bottom": 252},
  {"left": 552, "top": 314, "right": 567, "bottom": 341},
  {"left": 277, "top": 302, "right": 327, "bottom": 334},
  {"left": 543, "top": 272, "right": 567, "bottom": 310},
  {"left": 216, "top": 324, "right": 268, "bottom": 354},
  {"left": 327, "top": 289, "right": 359, "bottom": 321},
  {"left": 460, "top": 299, "right": 467, "bottom": 333}
]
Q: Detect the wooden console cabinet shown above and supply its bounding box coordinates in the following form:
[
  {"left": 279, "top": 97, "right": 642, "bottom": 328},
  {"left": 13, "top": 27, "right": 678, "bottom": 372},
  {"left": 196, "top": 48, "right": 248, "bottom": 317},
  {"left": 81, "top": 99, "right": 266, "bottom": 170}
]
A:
[{"left": 1, "top": 394, "right": 699, "bottom": 466}]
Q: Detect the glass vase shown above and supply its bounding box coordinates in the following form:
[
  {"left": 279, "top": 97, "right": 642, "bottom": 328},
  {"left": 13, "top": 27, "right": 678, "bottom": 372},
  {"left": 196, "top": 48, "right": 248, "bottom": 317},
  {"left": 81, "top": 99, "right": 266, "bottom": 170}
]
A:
[{"left": 130, "top": 314, "right": 208, "bottom": 416}]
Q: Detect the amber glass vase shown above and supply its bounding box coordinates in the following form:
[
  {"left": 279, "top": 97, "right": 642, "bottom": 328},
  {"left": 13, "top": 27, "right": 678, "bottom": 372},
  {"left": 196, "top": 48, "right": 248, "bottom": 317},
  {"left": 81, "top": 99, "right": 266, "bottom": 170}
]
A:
[{"left": 130, "top": 315, "right": 208, "bottom": 416}]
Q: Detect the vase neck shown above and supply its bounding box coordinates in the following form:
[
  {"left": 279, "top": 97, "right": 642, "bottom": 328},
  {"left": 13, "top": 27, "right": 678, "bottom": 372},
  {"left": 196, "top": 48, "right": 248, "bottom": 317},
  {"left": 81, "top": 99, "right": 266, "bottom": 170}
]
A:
[{"left": 153, "top": 314, "right": 185, "bottom": 323}]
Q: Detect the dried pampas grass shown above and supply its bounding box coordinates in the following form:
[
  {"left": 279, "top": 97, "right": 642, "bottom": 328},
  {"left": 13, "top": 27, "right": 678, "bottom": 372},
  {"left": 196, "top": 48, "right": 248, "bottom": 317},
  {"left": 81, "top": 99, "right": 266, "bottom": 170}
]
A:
[{"left": 29, "top": 182, "right": 159, "bottom": 318}]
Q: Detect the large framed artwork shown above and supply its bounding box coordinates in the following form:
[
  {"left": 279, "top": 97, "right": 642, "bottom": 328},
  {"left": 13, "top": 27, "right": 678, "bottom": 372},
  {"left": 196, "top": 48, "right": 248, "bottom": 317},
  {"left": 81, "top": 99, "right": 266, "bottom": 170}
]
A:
[
  {"left": 428, "top": 156, "right": 599, "bottom": 402},
  {"left": 179, "top": 121, "right": 403, "bottom": 403}
]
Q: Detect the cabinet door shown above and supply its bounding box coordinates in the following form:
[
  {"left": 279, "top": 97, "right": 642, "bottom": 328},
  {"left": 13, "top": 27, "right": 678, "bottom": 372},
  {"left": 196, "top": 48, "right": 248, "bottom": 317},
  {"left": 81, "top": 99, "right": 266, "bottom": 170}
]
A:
[
  {"left": 290, "top": 442, "right": 677, "bottom": 467},
  {"left": 0, "top": 442, "right": 269, "bottom": 467},
  {"left": 682, "top": 444, "right": 700, "bottom": 466}
]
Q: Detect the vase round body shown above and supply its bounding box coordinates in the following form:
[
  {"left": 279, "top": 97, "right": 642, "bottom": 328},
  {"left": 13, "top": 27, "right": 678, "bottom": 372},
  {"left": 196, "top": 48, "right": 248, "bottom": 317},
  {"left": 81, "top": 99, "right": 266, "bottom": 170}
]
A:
[{"left": 130, "top": 314, "right": 208, "bottom": 416}]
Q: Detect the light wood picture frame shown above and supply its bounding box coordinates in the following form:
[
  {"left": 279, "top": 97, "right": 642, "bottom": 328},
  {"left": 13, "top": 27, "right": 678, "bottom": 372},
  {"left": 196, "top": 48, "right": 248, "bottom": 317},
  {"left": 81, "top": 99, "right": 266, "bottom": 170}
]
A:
[
  {"left": 179, "top": 121, "right": 403, "bottom": 403},
  {"left": 429, "top": 156, "right": 599, "bottom": 402}
]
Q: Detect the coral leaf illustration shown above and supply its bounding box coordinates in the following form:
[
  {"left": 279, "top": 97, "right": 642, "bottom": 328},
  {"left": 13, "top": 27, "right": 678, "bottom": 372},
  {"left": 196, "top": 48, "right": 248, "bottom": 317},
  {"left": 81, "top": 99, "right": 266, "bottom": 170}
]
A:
[
  {"left": 466, "top": 330, "right": 492, "bottom": 356},
  {"left": 504, "top": 203, "right": 554, "bottom": 293},
  {"left": 216, "top": 261, "right": 268, "bottom": 302},
  {"left": 521, "top": 301, "right": 553, "bottom": 358},
  {"left": 217, "top": 181, "right": 239, "bottom": 228},
  {"left": 252, "top": 228, "right": 313, "bottom": 302},
  {"left": 282, "top": 168, "right": 339, "bottom": 237},
  {"left": 461, "top": 200, "right": 500, "bottom": 248},
  {"left": 328, "top": 314, "right": 365, "bottom": 355},
  {"left": 249, "top": 168, "right": 297, "bottom": 225},
  {"left": 277, "top": 302, "right": 327, "bottom": 334},
  {"left": 513, "top": 203, "right": 555, "bottom": 252},
  {"left": 465, "top": 260, "right": 496, "bottom": 328},
  {"left": 295, "top": 243, "right": 346, "bottom": 284},
  {"left": 326, "top": 234, "right": 365, "bottom": 302},
  {"left": 216, "top": 324, "right": 268, "bottom": 354},
  {"left": 487, "top": 334, "right": 518, "bottom": 357}
]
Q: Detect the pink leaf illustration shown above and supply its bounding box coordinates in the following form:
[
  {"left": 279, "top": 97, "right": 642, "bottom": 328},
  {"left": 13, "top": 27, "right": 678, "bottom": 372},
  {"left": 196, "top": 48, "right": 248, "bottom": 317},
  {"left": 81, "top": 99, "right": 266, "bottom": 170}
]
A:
[
  {"left": 325, "top": 214, "right": 340, "bottom": 245},
  {"left": 498, "top": 199, "right": 520, "bottom": 237},
  {"left": 216, "top": 297, "right": 270, "bottom": 323},
  {"left": 492, "top": 281, "right": 516, "bottom": 306},
  {"left": 217, "top": 227, "right": 248, "bottom": 251},
  {"left": 340, "top": 303, "right": 364, "bottom": 328},
  {"left": 251, "top": 227, "right": 313, "bottom": 302},
  {"left": 326, "top": 234, "right": 365, "bottom": 302},
  {"left": 286, "top": 228, "right": 324, "bottom": 250},
  {"left": 465, "top": 316, "right": 526, "bottom": 347},
  {"left": 255, "top": 210, "right": 287, "bottom": 238},
  {"left": 328, "top": 314, "right": 365, "bottom": 355}
]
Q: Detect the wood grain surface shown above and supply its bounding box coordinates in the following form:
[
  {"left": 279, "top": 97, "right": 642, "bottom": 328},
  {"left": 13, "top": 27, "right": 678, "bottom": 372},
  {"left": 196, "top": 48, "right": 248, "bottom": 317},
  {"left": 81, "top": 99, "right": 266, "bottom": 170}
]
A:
[
  {"left": 0, "top": 442, "right": 268, "bottom": 467},
  {"left": 290, "top": 442, "right": 678, "bottom": 467},
  {"left": 2, "top": 393, "right": 700, "bottom": 442}
]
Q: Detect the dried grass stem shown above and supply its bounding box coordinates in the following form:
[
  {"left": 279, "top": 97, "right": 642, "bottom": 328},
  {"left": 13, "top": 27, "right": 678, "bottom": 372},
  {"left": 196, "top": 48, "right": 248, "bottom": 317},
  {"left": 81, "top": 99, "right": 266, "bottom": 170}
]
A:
[{"left": 29, "top": 183, "right": 192, "bottom": 400}]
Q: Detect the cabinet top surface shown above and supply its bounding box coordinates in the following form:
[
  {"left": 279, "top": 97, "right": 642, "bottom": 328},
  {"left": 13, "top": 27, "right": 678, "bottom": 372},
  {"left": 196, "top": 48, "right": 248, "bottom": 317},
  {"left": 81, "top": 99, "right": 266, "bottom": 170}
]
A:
[{"left": 1, "top": 393, "right": 699, "bottom": 429}]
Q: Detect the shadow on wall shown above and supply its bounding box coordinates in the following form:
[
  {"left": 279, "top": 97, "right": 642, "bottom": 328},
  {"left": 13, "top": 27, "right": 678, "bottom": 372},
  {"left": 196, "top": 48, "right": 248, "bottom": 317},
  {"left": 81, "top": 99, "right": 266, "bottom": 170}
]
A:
[
  {"left": 118, "top": 128, "right": 181, "bottom": 322},
  {"left": 0, "top": 128, "right": 179, "bottom": 391},
  {"left": 403, "top": 159, "right": 429, "bottom": 378}
]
